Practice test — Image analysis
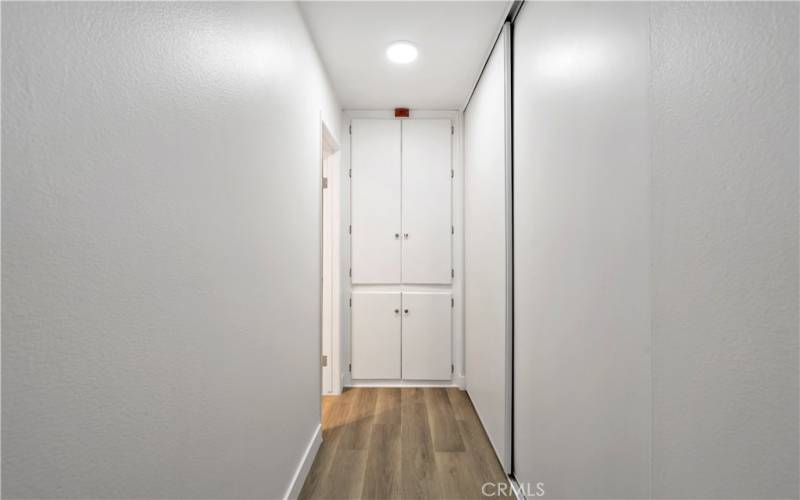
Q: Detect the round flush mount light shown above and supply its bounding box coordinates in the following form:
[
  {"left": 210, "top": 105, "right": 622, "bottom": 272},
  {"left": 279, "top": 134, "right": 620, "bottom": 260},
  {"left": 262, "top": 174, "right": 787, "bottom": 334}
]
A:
[{"left": 386, "top": 41, "right": 418, "bottom": 64}]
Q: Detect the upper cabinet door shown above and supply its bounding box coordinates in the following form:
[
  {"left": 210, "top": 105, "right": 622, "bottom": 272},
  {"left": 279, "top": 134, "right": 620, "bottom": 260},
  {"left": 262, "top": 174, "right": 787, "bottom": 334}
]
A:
[
  {"left": 351, "top": 119, "right": 402, "bottom": 284},
  {"left": 401, "top": 119, "right": 453, "bottom": 284}
]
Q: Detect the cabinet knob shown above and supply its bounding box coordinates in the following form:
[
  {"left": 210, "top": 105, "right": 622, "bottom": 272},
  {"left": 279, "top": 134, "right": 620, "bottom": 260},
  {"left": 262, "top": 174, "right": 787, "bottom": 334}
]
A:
[
  {"left": 394, "top": 233, "right": 400, "bottom": 239},
  {"left": 403, "top": 233, "right": 409, "bottom": 239},
  {"left": 394, "top": 309, "right": 400, "bottom": 314},
  {"left": 404, "top": 309, "right": 409, "bottom": 314}
]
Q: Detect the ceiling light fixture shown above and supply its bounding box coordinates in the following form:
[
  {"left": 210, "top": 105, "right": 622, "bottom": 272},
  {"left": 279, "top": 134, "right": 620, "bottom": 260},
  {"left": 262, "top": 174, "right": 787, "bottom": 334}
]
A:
[{"left": 386, "top": 41, "right": 418, "bottom": 64}]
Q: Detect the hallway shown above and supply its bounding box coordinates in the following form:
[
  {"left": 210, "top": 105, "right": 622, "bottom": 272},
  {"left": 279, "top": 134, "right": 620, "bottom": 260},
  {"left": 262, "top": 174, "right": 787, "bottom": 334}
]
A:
[
  {"left": 299, "top": 388, "right": 511, "bottom": 499},
  {"left": 2, "top": 1, "right": 798, "bottom": 499}
]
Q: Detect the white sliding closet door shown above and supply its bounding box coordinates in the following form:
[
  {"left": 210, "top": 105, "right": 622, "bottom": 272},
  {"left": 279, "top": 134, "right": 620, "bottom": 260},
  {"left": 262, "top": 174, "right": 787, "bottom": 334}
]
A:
[
  {"left": 513, "top": 3, "right": 651, "bottom": 498},
  {"left": 401, "top": 119, "right": 452, "bottom": 284},
  {"left": 464, "top": 23, "right": 511, "bottom": 472},
  {"left": 401, "top": 292, "right": 452, "bottom": 380},
  {"left": 351, "top": 119, "right": 401, "bottom": 283},
  {"left": 351, "top": 291, "right": 401, "bottom": 379}
]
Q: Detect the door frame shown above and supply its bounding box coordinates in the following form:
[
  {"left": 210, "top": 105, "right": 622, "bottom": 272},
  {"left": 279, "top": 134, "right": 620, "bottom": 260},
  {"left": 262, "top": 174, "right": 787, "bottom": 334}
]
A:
[{"left": 320, "top": 117, "right": 341, "bottom": 396}]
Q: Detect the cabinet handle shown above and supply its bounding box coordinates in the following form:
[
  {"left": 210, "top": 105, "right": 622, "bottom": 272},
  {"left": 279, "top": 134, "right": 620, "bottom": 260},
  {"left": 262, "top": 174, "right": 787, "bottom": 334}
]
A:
[
  {"left": 394, "top": 233, "right": 400, "bottom": 239},
  {"left": 404, "top": 309, "right": 409, "bottom": 314},
  {"left": 403, "top": 233, "right": 409, "bottom": 239},
  {"left": 394, "top": 309, "right": 400, "bottom": 314}
]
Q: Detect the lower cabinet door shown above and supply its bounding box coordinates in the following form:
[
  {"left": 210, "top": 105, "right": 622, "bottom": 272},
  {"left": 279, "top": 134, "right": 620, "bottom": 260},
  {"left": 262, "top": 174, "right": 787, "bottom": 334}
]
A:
[
  {"left": 401, "top": 291, "right": 452, "bottom": 380},
  {"left": 351, "top": 291, "right": 401, "bottom": 380}
]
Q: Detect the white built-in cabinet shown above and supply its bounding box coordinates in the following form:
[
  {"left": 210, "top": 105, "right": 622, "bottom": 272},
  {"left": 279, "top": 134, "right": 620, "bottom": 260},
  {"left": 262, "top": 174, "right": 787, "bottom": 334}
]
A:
[
  {"left": 351, "top": 290, "right": 452, "bottom": 381},
  {"left": 351, "top": 118, "right": 452, "bottom": 284},
  {"left": 349, "top": 118, "right": 453, "bottom": 381}
]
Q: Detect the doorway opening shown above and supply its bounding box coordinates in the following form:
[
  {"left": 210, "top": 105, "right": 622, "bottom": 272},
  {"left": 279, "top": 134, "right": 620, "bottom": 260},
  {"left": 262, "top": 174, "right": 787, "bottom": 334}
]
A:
[{"left": 320, "top": 120, "right": 341, "bottom": 397}]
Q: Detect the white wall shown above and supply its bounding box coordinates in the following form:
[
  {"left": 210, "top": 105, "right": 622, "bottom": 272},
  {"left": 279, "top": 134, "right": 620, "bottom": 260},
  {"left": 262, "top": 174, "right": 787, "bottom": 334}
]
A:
[
  {"left": 650, "top": 3, "right": 799, "bottom": 498},
  {"left": 1, "top": 2, "right": 341, "bottom": 498},
  {"left": 513, "top": 2, "right": 798, "bottom": 498},
  {"left": 464, "top": 25, "right": 511, "bottom": 471}
]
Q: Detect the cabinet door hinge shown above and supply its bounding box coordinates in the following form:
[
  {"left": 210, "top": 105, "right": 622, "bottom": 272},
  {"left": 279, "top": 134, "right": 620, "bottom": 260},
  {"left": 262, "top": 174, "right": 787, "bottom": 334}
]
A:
[
  {"left": 451, "top": 269, "right": 455, "bottom": 278},
  {"left": 349, "top": 168, "right": 352, "bottom": 178},
  {"left": 322, "top": 177, "right": 328, "bottom": 189},
  {"left": 349, "top": 363, "right": 352, "bottom": 372},
  {"left": 451, "top": 169, "right": 454, "bottom": 179},
  {"left": 348, "top": 225, "right": 352, "bottom": 234},
  {"left": 349, "top": 268, "right": 352, "bottom": 278},
  {"left": 451, "top": 125, "right": 454, "bottom": 135},
  {"left": 451, "top": 297, "right": 454, "bottom": 308},
  {"left": 322, "top": 355, "right": 328, "bottom": 367},
  {"left": 349, "top": 124, "right": 352, "bottom": 134},
  {"left": 451, "top": 225, "right": 454, "bottom": 235},
  {"left": 349, "top": 297, "right": 352, "bottom": 307},
  {"left": 451, "top": 363, "right": 454, "bottom": 374}
]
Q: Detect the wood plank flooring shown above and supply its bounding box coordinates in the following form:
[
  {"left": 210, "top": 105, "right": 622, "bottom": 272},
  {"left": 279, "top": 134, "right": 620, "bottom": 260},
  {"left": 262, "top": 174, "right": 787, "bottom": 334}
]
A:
[{"left": 298, "top": 388, "right": 511, "bottom": 500}]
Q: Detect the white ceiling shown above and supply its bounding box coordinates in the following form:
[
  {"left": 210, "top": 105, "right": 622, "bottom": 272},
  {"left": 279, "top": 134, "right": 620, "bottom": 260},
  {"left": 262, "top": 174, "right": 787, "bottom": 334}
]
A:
[{"left": 299, "top": 1, "right": 511, "bottom": 110}]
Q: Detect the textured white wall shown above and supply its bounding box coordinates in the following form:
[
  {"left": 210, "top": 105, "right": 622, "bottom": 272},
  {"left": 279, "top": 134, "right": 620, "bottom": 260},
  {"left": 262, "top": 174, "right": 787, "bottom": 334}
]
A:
[
  {"left": 650, "top": 3, "right": 799, "bottom": 498},
  {"left": 2, "top": 2, "right": 340, "bottom": 498},
  {"left": 464, "top": 26, "right": 511, "bottom": 471},
  {"left": 513, "top": 2, "right": 798, "bottom": 498}
]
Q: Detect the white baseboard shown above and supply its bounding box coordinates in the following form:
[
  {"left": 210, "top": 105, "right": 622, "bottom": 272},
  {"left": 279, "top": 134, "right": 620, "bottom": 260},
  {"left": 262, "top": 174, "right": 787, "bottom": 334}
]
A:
[
  {"left": 347, "top": 380, "right": 459, "bottom": 388},
  {"left": 284, "top": 424, "right": 322, "bottom": 500}
]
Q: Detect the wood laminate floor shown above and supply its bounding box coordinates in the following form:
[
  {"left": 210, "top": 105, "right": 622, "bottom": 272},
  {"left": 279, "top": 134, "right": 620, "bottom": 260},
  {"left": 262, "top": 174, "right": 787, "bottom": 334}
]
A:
[{"left": 298, "top": 388, "right": 512, "bottom": 500}]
